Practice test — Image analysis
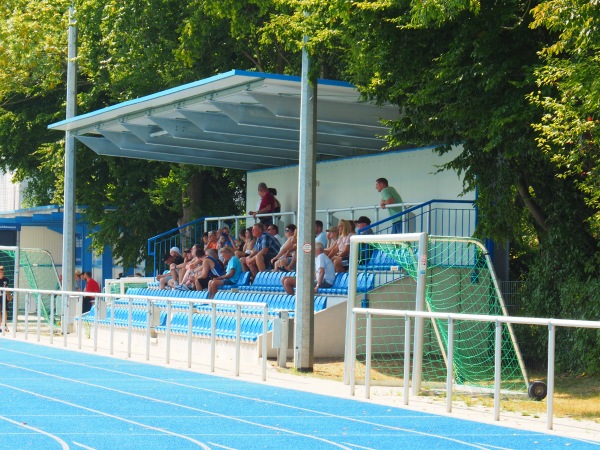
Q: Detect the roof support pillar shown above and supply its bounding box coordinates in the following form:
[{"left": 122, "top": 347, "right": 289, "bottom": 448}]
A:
[
  {"left": 294, "top": 39, "right": 317, "bottom": 371},
  {"left": 62, "top": 5, "right": 77, "bottom": 292}
]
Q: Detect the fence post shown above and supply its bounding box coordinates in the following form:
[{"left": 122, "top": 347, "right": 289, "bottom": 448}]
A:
[
  {"left": 411, "top": 232, "right": 428, "bottom": 395},
  {"left": 547, "top": 322, "right": 556, "bottom": 430}
]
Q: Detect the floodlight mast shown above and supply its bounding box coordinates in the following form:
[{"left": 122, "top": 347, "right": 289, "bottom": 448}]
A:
[
  {"left": 62, "top": 5, "right": 77, "bottom": 294},
  {"left": 294, "top": 37, "right": 317, "bottom": 371}
]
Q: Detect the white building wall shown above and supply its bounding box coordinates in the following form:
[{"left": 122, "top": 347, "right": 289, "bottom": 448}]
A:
[
  {"left": 246, "top": 146, "right": 472, "bottom": 220},
  {"left": 21, "top": 227, "right": 63, "bottom": 262},
  {"left": 0, "top": 172, "right": 24, "bottom": 212}
]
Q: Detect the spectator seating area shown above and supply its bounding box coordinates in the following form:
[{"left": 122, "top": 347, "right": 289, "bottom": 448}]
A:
[
  {"left": 85, "top": 256, "right": 401, "bottom": 351},
  {"left": 81, "top": 285, "right": 330, "bottom": 343}
]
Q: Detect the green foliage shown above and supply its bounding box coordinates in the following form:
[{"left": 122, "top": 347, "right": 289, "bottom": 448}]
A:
[
  {"left": 0, "top": 0, "right": 598, "bottom": 371},
  {"left": 0, "top": 0, "right": 70, "bottom": 98},
  {"left": 0, "top": 0, "right": 256, "bottom": 268},
  {"left": 529, "top": 0, "right": 600, "bottom": 237}
]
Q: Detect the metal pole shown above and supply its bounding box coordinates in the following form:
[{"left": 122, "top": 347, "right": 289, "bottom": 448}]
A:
[
  {"left": 210, "top": 304, "right": 216, "bottom": 372},
  {"left": 235, "top": 305, "right": 241, "bottom": 376},
  {"left": 350, "top": 310, "right": 357, "bottom": 396},
  {"left": 365, "top": 312, "right": 372, "bottom": 399},
  {"left": 411, "top": 232, "right": 428, "bottom": 394},
  {"left": 403, "top": 313, "right": 411, "bottom": 405},
  {"left": 294, "top": 35, "right": 317, "bottom": 371},
  {"left": 62, "top": 6, "right": 77, "bottom": 299},
  {"left": 262, "top": 305, "right": 268, "bottom": 381},
  {"left": 446, "top": 317, "right": 454, "bottom": 413},
  {"left": 494, "top": 319, "right": 502, "bottom": 421},
  {"left": 547, "top": 323, "right": 556, "bottom": 430},
  {"left": 187, "top": 302, "right": 193, "bottom": 368}
]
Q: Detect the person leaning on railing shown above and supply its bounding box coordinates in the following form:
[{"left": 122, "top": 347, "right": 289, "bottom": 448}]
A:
[{"left": 248, "top": 182, "right": 277, "bottom": 226}]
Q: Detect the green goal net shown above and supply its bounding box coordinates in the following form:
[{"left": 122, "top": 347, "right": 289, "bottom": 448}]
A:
[
  {"left": 349, "top": 235, "right": 528, "bottom": 395},
  {"left": 0, "top": 246, "right": 61, "bottom": 326}
]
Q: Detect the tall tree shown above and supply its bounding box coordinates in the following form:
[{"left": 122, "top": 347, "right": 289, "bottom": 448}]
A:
[
  {"left": 266, "top": 0, "right": 599, "bottom": 370},
  {"left": 0, "top": 0, "right": 283, "bottom": 268}
]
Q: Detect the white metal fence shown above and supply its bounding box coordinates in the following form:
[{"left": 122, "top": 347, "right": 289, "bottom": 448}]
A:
[
  {"left": 1, "top": 287, "right": 269, "bottom": 381},
  {"left": 349, "top": 307, "right": 600, "bottom": 430}
]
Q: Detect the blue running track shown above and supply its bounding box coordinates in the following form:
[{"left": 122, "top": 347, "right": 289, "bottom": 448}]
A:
[{"left": 0, "top": 339, "right": 598, "bottom": 449}]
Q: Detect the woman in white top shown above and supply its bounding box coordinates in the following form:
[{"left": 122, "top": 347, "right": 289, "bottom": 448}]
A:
[{"left": 331, "top": 219, "right": 355, "bottom": 272}]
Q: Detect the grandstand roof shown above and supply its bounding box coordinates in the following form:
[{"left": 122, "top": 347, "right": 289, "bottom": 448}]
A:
[{"left": 48, "top": 70, "right": 399, "bottom": 171}]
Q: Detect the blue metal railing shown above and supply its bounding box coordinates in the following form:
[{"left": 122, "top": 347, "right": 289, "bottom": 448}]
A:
[
  {"left": 148, "top": 199, "right": 476, "bottom": 277},
  {"left": 147, "top": 217, "right": 208, "bottom": 276},
  {"left": 359, "top": 199, "right": 476, "bottom": 237}
]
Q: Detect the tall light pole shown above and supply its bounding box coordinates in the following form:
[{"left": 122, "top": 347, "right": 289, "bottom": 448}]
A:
[
  {"left": 61, "top": 5, "right": 77, "bottom": 293},
  {"left": 294, "top": 37, "right": 317, "bottom": 371}
]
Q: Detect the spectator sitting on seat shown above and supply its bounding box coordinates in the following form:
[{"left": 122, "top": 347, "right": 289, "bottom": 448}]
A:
[
  {"left": 315, "top": 220, "right": 328, "bottom": 248},
  {"left": 241, "top": 222, "right": 281, "bottom": 279},
  {"left": 248, "top": 182, "right": 277, "bottom": 226},
  {"left": 282, "top": 242, "right": 335, "bottom": 295},
  {"left": 201, "top": 231, "right": 209, "bottom": 249},
  {"left": 217, "top": 232, "right": 234, "bottom": 254},
  {"left": 324, "top": 226, "right": 339, "bottom": 255},
  {"left": 235, "top": 227, "right": 255, "bottom": 259},
  {"left": 355, "top": 216, "right": 374, "bottom": 235},
  {"left": 208, "top": 247, "right": 243, "bottom": 299},
  {"left": 330, "top": 219, "right": 356, "bottom": 272},
  {"left": 157, "top": 253, "right": 176, "bottom": 289},
  {"left": 267, "top": 223, "right": 284, "bottom": 245},
  {"left": 194, "top": 248, "right": 225, "bottom": 290},
  {"left": 205, "top": 231, "right": 218, "bottom": 250},
  {"left": 173, "top": 246, "right": 204, "bottom": 289},
  {"left": 234, "top": 229, "right": 245, "bottom": 254},
  {"left": 271, "top": 225, "right": 297, "bottom": 272},
  {"left": 164, "top": 246, "right": 185, "bottom": 287}
]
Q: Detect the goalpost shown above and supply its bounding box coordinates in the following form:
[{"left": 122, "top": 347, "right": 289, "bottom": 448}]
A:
[
  {"left": 345, "top": 232, "right": 529, "bottom": 396},
  {"left": 0, "top": 246, "right": 61, "bottom": 326}
]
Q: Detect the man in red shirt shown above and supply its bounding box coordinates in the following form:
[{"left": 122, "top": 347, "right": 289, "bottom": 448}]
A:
[
  {"left": 82, "top": 271, "right": 101, "bottom": 313},
  {"left": 248, "top": 182, "right": 277, "bottom": 226}
]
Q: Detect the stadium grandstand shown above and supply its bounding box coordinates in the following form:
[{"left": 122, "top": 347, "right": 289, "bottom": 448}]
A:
[{"left": 44, "top": 69, "right": 528, "bottom": 396}]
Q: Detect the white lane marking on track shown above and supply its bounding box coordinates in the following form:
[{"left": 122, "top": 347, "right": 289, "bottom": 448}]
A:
[
  {"left": 0, "top": 414, "right": 70, "bottom": 449},
  {"left": 473, "top": 444, "right": 513, "bottom": 450},
  {"left": 342, "top": 443, "right": 376, "bottom": 450},
  {"left": 72, "top": 441, "right": 96, "bottom": 449},
  {"left": 207, "top": 442, "right": 237, "bottom": 450},
  {"left": 3, "top": 348, "right": 507, "bottom": 449},
  {"left": 0, "top": 362, "right": 352, "bottom": 450},
  {"left": 0, "top": 382, "right": 210, "bottom": 449}
]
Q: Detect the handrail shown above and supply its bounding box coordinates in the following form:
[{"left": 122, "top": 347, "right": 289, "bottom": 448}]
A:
[
  {"left": 203, "top": 211, "right": 297, "bottom": 234},
  {"left": 350, "top": 307, "right": 600, "bottom": 431},
  {"left": 147, "top": 216, "right": 206, "bottom": 256},
  {"left": 147, "top": 199, "right": 477, "bottom": 275},
  {"left": 0, "top": 287, "right": 269, "bottom": 381}
]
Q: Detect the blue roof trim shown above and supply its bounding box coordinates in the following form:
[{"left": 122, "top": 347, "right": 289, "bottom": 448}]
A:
[
  {"left": 0, "top": 204, "right": 63, "bottom": 216},
  {"left": 231, "top": 69, "right": 356, "bottom": 88},
  {"left": 48, "top": 70, "right": 242, "bottom": 129},
  {"left": 48, "top": 70, "right": 357, "bottom": 130}
]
